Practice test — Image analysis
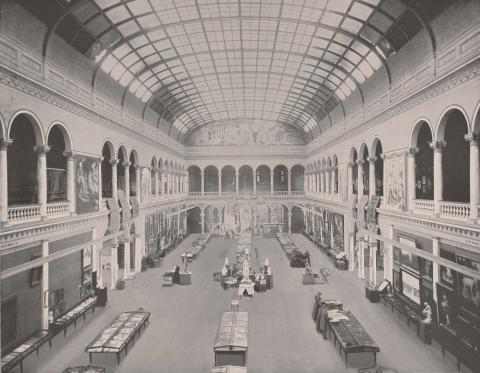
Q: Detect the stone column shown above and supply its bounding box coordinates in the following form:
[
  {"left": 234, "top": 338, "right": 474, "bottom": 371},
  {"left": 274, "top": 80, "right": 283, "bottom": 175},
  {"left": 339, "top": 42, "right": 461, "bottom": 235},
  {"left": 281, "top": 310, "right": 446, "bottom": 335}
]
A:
[
  {"left": 327, "top": 167, "right": 332, "bottom": 194},
  {"left": 347, "top": 162, "right": 353, "bottom": 200},
  {"left": 98, "top": 157, "right": 103, "bottom": 210},
  {"left": 465, "top": 134, "right": 480, "bottom": 221},
  {"left": 110, "top": 159, "right": 118, "bottom": 201},
  {"left": 63, "top": 151, "right": 75, "bottom": 214},
  {"left": 288, "top": 211, "right": 292, "bottom": 235},
  {"left": 407, "top": 148, "right": 418, "bottom": 212},
  {"left": 123, "top": 162, "right": 130, "bottom": 204},
  {"left": 315, "top": 172, "right": 319, "bottom": 194},
  {"left": 218, "top": 171, "right": 222, "bottom": 195},
  {"left": 359, "top": 238, "right": 365, "bottom": 279},
  {"left": 201, "top": 171, "right": 205, "bottom": 196},
  {"left": 153, "top": 167, "right": 158, "bottom": 197},
  {"left": 430, "top": 141, "right": 446, "bottom": 214},
  {"left": 253, "top": 171, "right": 256, "bottom": 195},
  {"left": 200, "top": 212, "right": 205, "bottom": 234},
  {"left": 369, "top": 157, "right": 376, "bottom": 197},
  {"left": 370, "top": 239, "right": 377, "bottom": 285},
  {"left": 41, "top": 240, "right": 49, "bottom": 329},
  {"left": 357, "top": 159, "right": 364, "bottom": 197},
  {"left": 34, "top": 145, "right": 50, "bottom": 218},
  {"left": 0, "top": 139, "right": 12, "bottom": 224},
  {"left": 135, "top": 233, "right": 142, "bottom": 272},
  {"left": 110, "top": 239, "right": 118, "bottom": 290},
  {"left": 124, "top": 238, "right": 131, "bottom": 279},
  {"left": 432, "top": 237, "right": 440, "bottom": 304},
  {"left": 348, "top": 233, "right": 355, "bottom": 271},
  {"left": 135, "top": 165, "right": 141, "bottom": 199},
  {"left": 288, "top": 170, "right": 291, "bottom": 194},
  {"left": 270, "top": 170, "right": 274, "bottom": 196},
  {"left": 235, "top": 172, "right": 240, "bottom": 196}
]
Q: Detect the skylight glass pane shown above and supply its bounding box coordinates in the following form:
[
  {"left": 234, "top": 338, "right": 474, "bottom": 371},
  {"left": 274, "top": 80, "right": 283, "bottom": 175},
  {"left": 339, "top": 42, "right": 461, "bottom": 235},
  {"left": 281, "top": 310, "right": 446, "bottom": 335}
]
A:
[
  {"left": 110, "top": 63, "right": 126, "bottom": 80},
  {"left": 101, "top": 54, "right": 118, "bottom": 73}
]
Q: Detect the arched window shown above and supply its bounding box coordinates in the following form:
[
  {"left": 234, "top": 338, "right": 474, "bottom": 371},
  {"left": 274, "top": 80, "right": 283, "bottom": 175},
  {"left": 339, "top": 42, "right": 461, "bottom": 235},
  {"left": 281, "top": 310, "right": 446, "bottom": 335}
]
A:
[
  {"left": 415, "top": 122, "right": 434, "bottom": 200},
  {"left": 46, "top": 125, "right": 67, "bottom": 202}
]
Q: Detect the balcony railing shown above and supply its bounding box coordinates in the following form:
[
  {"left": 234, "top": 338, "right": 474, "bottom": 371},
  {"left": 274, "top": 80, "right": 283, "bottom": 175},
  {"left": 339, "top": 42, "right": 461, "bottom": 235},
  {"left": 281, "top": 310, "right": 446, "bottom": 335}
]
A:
[
  {"left": 414, "top": 199, "right": 435, "bottom": 214},
  {"left": 439, "top": 201, "right": 470, "bottom": 219},
  {"left": 8, "top": 204, "right": 41, "bottom": 223},
  {"left": 46, "top": 201, "right": 70, "bottom": 217},
  {"left": 187, "top": 191, "right": 306, "bottom": 200}
]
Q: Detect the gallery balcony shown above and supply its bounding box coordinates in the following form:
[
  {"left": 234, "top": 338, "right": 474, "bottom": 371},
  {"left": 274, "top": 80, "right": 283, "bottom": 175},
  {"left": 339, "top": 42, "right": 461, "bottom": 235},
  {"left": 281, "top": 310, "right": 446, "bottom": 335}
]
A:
[
  {"left": 413, "top": 199, "right": 479, "bottom": 222},
  {"left": 186, "top": 191, "right": 305, "bottom": 202}
]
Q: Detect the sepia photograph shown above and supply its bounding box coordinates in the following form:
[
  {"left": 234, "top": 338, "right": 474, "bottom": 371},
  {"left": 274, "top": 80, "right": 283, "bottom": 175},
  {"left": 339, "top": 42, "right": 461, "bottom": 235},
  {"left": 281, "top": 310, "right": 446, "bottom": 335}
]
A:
[{"left": 1, "top": 0, "right": 480, "bottom": 372}]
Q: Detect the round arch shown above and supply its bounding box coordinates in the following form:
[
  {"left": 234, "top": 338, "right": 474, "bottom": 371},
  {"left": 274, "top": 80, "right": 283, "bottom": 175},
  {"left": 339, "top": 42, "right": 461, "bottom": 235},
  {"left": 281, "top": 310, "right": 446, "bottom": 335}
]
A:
[
  {"left": 410, "top": 118, "right": 434, "bottom": 148},
  {"left": 472, "top": 100, "right": 480, "bottom": 134},
  {"left": 436, "top": 105, "right": 470, "bottom": 141},
  {"left": 0, "top": 111, "right": 6, "bottom": 139},
  {"left": 46, "top": 121, "right": 73, "bottom": 152},
  {"left": 8, "top": 110, "right": 45, "bottom": 146}
]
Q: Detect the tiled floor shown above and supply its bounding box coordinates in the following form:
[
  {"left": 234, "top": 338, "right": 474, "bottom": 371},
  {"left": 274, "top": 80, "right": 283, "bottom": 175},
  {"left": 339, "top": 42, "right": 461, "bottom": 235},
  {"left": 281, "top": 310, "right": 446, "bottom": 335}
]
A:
[{"left": 26, "top": 234, "right": 460, "bottom": 373}]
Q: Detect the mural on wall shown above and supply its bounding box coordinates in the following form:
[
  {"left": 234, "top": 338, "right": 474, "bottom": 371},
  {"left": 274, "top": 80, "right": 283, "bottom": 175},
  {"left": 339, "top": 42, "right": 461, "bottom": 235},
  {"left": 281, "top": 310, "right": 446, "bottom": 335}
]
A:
[
  {"left": 75, "top": 156, "right": 99, "bottom": 214},
  {"left": 384, "top": 155, "right": 406, "bottom": 211},
  {"left": 141, "top": 167, "right": 151, "bottom": 202},
  {"left": 186, "top": 119, "right": 305, "bottom": 146}
]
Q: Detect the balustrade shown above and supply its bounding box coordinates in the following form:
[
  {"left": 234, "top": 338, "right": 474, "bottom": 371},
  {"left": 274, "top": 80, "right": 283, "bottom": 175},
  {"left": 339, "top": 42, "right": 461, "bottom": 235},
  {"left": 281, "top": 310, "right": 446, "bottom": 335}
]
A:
[
  {"left": 439, "top": 201, "right": 470, "bottom": 219},
  {"left": 8, "top": 204, "right": 41, "bottom": 223},
  {"left": 414, "top": 199, "right": 435, "bottom": 214},
  {"left": 46, "top": 201, "right": 70, "bottom": 217}
]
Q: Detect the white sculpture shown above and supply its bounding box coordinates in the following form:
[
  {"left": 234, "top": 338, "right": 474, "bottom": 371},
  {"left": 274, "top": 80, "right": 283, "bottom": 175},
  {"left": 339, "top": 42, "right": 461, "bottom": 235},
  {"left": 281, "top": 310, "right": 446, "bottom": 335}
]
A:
[{"left": 242, "top": 258, "right": 250, "bottom": 280}]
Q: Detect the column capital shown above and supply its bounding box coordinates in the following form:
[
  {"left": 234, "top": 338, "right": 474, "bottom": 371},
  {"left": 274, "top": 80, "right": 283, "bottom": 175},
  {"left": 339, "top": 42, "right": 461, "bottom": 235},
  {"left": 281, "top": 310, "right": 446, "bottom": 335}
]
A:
[
  {"left": 356, "top": 159, "right": 365, "bottom": 166},
  {"left": 134, "top": 164, "right": 140, "bottom": 170},
  {"left": 464, "top": 133, "right": 480, "bottom": 145},
  {"left": 348, "top": 161, "right": 355, "bottom": 168},
  {"left": 33, "top": 145, "right": 51, "bottom": 154},
  {"left": 429, "top": 141, "right": 447, "bottom": 152},
  {"left": 407, "top": 147, "right": 419, "bottom": 156},
  {"left": 152, "top": 166, "right": 158, "bottom": 172},
  {"left": 200, "top": 171, "right": 205, "bottom": 176},
  {"left": 62, "top": 151, "right": 73, "bottom": 160},
  {"left": 97, "top": 156, "right": 104, "bottom": 163},
  {"left": 368, "top": 156, "right": 377, "bottom": 164},
  {"left": 287, "top": 212, "right": 292, "bottom": 217},
  {"left": 0, "top": 138, "right": 13, "bottom": 150},
  {"left": 109, "top": 159, "right": 119, "bottom": 166},
  {"left": 123, "top": 161, "right": 131, "bottom": 168}
]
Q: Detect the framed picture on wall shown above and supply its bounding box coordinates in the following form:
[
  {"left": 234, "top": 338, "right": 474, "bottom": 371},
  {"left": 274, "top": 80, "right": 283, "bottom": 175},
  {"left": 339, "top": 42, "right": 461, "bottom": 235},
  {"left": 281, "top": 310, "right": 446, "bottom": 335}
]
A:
[
  {"left": 29, "top": 254, "right": 42, "bottom": 287},
  {"left": 393, "top": 269, "right": 401, "bottom": 292},
  {"left": 437, "top": 282, "right": 457, "bottom": 327},
  {"left": 440, "top": 265, "right": 456, "bottom": 289},
  {"left": 398, "top": 235, "right": 420, "bottom": 273}
]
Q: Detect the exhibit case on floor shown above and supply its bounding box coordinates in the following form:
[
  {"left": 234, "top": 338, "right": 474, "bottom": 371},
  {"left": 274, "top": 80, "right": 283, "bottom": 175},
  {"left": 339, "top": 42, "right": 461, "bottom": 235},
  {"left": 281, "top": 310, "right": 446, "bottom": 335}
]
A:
[
  {"left": 210, "top": 366, "right": 247, "bottom": 373},
  {"left": 214, "top": 312, "right": 248, "bottom": 367}
]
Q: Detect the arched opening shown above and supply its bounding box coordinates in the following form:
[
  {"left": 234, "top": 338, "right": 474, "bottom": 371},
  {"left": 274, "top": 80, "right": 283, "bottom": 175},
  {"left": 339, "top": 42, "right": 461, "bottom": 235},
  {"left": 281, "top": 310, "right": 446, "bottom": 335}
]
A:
[
  {"left": 273, "top": 165, "right": 288, "bottom": 192},
  {"left": 327, "top": 158, "right": 332, "bottom": 193},
  {"left": 117, "top": 147, "right": 126, "bottom": 194},
  {"left": 163, "top": 160, "right": 169, "bottom": 194},
  {"left": 221, "top": 165, "right": 236, "bottom": 193},
  {"left": 291, "top": 206, "right": 305, "bottom": 233},
  {"left": 332, "top": 156, "right": 339, "bottom": 194},
  {"left": 188, "top": 166, "right": 201, "bottom": 193},
  {"left": 239, "top": 165, "right": 253, "bottom": 193},
  {"left": 204, "top": 165, "right": 219, "bottom": 193},
  {"left": 157, "top": 158, "right": 163, "bottom": 196},
  {"left": 255, "top": 165, "right": 271, "bottom": 192},
  {"left": 130, "top": 223, "right": 136, "bottom": 270},
  {"left": 129, "top": 151, "right": 137, "bottom": 196},
  {"left": 291, "top": 165, "right": 305, "bottom": 192},
  {"left": 46, "top": 125, "right": 67, "bottom": 202},
  {"left": 101, "top": 143, "right": 113, "bottom": 198},
  {"left": 415, "top": 122, "right": 434, "bottom": 200},
  {"left": 351, "top": 149, "right": 358, "bottom": 195},
  {"left": 150, "top": 158, "right": 157, "bottom": 195},
  {"left": 360, "top": 145, "right": 369, "bottom": 195},
  {"left": 440, "top": 110, "right": 470, "bottom": 202},
  {"left": 373, "top": 141, "right": 383, "bottom": 196},
  {"left": 321, "top": 160, "right": 326, "bottom": 192},
  {"left": 8, "top": 114, "right": 39, "bottom": 205}
]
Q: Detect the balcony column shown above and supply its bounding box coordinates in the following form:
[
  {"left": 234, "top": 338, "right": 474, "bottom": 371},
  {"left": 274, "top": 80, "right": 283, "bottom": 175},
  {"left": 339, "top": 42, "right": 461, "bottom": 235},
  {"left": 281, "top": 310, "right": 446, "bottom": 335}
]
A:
[
  {"left": 34, "top": 145, "right": 50, "bottom": 218},
  {"left": 123, "top": 162, "right": 130, "bottom": 204},
  {"left": 430, "top": 141, "right": 446, "bottom": 215},
  {"left": 288, "top": 170, "right": 291, "bottom": 195},
  {"left": 347, "top": 163, "right": 353, "bottom": 200},
  {"left": 124, "top": 237, "right": 131, "bottom": 279},
  {"left": 135, "top": 165, "right": 141, "bottom": 200},
  {"left": 201, "top": 171, "right": 205, "bottom": 196},
  {"left": 465, "top": 134, "right": 480, "bottom": 221},
  {"left": 153, "top": 167, "right": 158, "bottom": 197},
  {"left": 407, "top": 148, "right": 418, "bottom": 212},
  {"left": 110, "top": 159, "right": 118, "bottom": 201},
  {"left": 270, "top": 170, "right": 274, "bottom": 196},
  {"left": 358, "top": 237, "right": 365, "bottom": 279},
  {"left": 369, "top": 239, "right": 377, "bottom": 285},
  {"left": 110, "top": 239, "right": 118, "bottom": 289},
  {"left": 287, "top": 211, "right": 292, "bottom": 235},
  {"left": 200, "top": 212, "right": 205, "bottom": 235},
  {"left": 218, "top": 171, "right": 222, "bottom": 195},
  {"left": 160, "top": 171, "right": 164, "bottom": 198},
  {"left": 357, "top": 160, "right": 364, "bottom": 197},
  {"left": 0, "top": 139, "right": 12, "bottom": 224},
  {"left": 62, "top": 151, "right": 75, "bottom": 214},
  {"left": 368, "top": 157, "right": 376, "bottom": 197},
  {"left": 235, "top": 172, "right": 239, "bottom": 196}
]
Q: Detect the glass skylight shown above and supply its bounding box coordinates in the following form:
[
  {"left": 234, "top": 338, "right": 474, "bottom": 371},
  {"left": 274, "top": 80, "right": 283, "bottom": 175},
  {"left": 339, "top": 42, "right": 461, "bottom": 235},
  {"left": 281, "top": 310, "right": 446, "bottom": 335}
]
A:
[{"left": 72, "top": 0, "right": 421, "bottom": 134}]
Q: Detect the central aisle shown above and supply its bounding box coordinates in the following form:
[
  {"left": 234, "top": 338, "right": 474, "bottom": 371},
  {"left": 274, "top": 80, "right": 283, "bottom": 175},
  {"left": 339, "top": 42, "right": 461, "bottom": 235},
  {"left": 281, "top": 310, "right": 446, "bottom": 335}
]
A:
[{"left": 34, "top": 234, "right": 458, "bottom": 373}]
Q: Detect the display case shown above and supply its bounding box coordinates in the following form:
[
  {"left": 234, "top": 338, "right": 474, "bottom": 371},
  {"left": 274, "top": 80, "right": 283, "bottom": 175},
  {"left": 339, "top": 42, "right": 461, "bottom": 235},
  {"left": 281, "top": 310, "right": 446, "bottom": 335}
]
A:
[
  {"left": 85, "top": 310, "right": 150, "bottom": 365},
  {"left": 214, "top": 312, "right": 248, "bottom": 367},
  {"left": 210, "top": 366, "right": 247, "bottom": 373}
]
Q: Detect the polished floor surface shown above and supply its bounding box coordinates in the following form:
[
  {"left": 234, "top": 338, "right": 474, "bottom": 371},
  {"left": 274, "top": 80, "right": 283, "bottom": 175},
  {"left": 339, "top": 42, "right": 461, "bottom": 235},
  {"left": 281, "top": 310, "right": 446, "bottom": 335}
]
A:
[{"left": 28, "top": 234, "right": 460, "bottom": 373}]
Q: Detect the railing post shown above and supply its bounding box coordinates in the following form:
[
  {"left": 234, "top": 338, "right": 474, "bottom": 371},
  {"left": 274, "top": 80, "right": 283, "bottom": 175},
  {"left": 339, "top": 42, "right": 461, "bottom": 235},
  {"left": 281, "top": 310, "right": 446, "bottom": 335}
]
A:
[{"left": 0, "top": 138, "right": 12, "bottom": 224}]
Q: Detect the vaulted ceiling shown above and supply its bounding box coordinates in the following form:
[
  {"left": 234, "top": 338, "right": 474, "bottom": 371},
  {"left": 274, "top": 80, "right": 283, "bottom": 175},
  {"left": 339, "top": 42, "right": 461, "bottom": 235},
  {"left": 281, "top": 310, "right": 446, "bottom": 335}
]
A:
[{"left": 25, "top": 0, "right": 444, "bottom": 139}]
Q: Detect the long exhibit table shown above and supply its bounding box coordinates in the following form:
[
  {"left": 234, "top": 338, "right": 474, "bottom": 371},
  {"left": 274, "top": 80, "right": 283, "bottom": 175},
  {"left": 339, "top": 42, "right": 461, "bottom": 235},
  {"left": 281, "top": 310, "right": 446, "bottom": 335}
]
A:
[
  {"left": 85, "top": 310, "right": 150, "bottom": 365},
  {"left": 214, "top": 311, "right": 248, "bottom": 367},
  {"left": 328, "top": 311, "right": 380, "bottom": 369},
  {"left": 1, "top": 330, "right": 52, "bottom": 373},
  {"left": 52, "top": 296, "right": 98, "bottom": 337}
]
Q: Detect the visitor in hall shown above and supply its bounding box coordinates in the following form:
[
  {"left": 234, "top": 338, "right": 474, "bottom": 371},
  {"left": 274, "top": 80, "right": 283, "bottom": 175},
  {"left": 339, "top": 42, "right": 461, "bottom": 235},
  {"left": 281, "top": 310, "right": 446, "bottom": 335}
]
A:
[{"left": 173, "top": 265, "right": 180, "bottom": 284}]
